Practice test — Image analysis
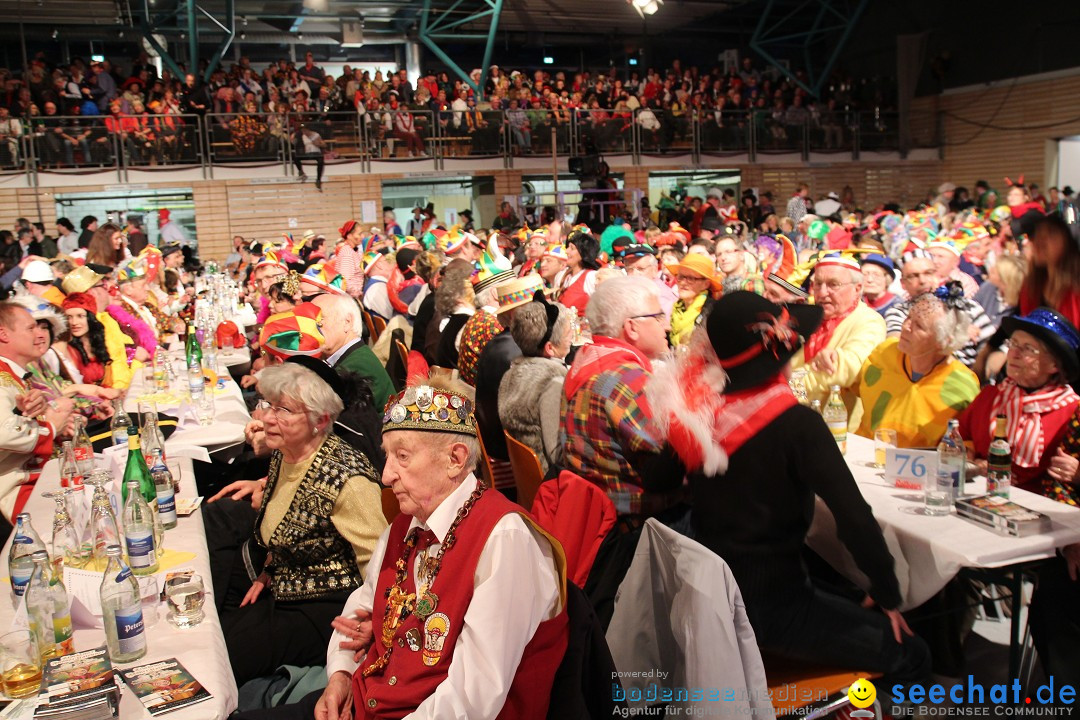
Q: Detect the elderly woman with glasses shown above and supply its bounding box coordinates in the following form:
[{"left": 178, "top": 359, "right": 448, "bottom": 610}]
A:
[
  {"left": 854, "top": 283, "right": 980, "bottom": 448},
  {"left": 216, "top": 357, "right": 388, "bottom": 686},
  {"left": 957, "top": 307, "right": 1080, "bottom": 492}
]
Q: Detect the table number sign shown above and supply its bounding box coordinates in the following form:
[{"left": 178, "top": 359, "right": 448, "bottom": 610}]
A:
[{"left": 884, "top": 448, "right": 936, "bottom": 490}]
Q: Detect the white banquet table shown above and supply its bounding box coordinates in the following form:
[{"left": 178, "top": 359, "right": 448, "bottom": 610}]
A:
[
  {"left": 0, "top": 459, "right": 239, "bottom": 719},
  {"left": 807, "top": 433, "right": 1080, "bottom": 677}
]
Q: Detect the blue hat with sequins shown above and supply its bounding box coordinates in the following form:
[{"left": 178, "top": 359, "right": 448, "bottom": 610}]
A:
[{"left": 1001, "top": 307, "right": 1080, "bottom": 382}]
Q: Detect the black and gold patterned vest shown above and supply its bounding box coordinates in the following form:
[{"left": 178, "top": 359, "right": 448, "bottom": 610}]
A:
[{"left": 254, "top": 434, "right": 375, "bottom": 602}]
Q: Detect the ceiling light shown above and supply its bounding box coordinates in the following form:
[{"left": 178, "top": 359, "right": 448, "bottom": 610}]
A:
[{"left": 628, "top": 0, "right": 662, "bottom": 18}]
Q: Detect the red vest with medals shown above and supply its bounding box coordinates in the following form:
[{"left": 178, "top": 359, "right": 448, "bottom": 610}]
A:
[{"left": 352, "top": 489, "right": 568, "bottom": 719}]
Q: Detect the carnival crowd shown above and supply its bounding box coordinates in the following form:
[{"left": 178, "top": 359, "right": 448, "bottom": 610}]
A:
[{"left": 1, "top": 168, "right": 1080, "bottom": 717}]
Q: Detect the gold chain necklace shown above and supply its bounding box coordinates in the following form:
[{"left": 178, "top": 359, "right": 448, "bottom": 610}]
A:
[{"left": 362, "top": 485, "right": 485, "bottom": 677}]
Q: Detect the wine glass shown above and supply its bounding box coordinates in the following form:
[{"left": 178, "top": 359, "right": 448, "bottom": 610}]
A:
[
  {"left": 42, "top": 490, "right": 90, "bottom": 573},
  {"left": 84, "top": 471, "right": 122, "bottom": 565}
]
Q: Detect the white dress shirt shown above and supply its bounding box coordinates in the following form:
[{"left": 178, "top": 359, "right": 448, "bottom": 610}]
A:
[
  {"left": 326, "top": 473, "right": 561, "bottom": 720},
  {"left": 326, "top": 337, "right": 362, "bottom": 367}
]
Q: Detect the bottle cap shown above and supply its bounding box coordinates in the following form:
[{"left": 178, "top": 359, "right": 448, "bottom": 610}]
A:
[
  {"left": 105, "top": 544, "right": 122, "bottom": 557},
  {"left": 31, "top": 550, "right": 48, "bottom": 561},
  {"left": 16, "top": 512, "right": 30, "bottom": 521}
]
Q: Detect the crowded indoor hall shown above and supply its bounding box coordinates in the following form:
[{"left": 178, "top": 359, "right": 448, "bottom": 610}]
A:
[{"left": 0, "top": 0, "right": 1079, "bottom": 718}]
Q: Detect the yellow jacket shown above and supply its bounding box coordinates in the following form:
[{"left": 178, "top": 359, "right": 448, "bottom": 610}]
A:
[
  {"left": 791, "top": 302, "right": 886, "bottom": 413},
  {"left": 97, "top": 311, "right": 136, "bottom": 390}
]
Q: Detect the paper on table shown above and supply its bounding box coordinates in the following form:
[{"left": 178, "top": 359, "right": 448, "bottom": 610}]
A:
[
  {"left": 8, "top": 593, "right": 27, "bottom": 631},
  {"left": 70, "top": 595, "right": 103, "bottom": 629},
  {"left": 64, "top": 566, "right": 105, "bottom": 617},
  {"left": 166, "top": 445, "right": 212, "bottom": 464}
]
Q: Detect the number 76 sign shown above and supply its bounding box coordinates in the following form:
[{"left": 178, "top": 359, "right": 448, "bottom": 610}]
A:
[{"left": 885, "top": 448, "right": 936, "bottom": 490}]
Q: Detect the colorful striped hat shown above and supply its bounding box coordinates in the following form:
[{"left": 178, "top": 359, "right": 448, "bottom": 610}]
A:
[
  {"left": 543, "top": 244, "right": 569, "bottom": 261},
  {"left": 496, "top": 273, "right": 550, "bottom": 313},
  {"left": 258, "top": 302, "right": 324, "bottom": 359}
]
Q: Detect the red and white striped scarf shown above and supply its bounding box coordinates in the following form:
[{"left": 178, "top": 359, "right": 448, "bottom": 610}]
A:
[{"left": 988, "top": 378, "right": 1080, "bottom": 467}]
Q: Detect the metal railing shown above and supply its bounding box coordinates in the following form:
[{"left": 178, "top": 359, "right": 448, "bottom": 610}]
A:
[{"left": 0, "top": 108, "right": 940, "bottom": 179}]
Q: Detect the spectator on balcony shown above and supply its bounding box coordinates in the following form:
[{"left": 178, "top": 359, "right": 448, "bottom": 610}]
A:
[
  {"left": 231, "top": 101, "right": 267, "bottom": 157},
  {"left": 292, "top": 124, "right": 325, "bottom": 191},
  {"left": 213, "top": 86, "right": 239, "bottom": 125},
  {"left": 149, "top": 99, "right": 181, "bottom": 164},
  {"left": 784, "top": 94, "right": 810, "bottom": 137},
  {"left": 127, "top": 100, "right": 156, "bottom": 164},
  {"left": 0, "top": 107, "right": 22, "bottom": 166},
  {"left": 389, "top": 96, "right": 424, "bottom": 157},
  {"left": 119, "top": 78, "right": 143, "bottom": 115},
  {"left": 297, "top": 52, "right": 324, "bottom": 90},
  {"left": 179, "top": 74, "right": 210, "bottom": 117},
  {"left": 465, "top": 95, "right": 497, "bottom": 154},
  {"left": 506, "top": 99, "right": 531, "bottom": 154}
]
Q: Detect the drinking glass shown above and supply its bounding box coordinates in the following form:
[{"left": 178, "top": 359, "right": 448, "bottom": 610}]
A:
[
  {"left": 43, "top": 490, "right": 90, "bottom": 572},
  {"left": 166, "top": 574, "right": 206, "bottom": 628},
  {"left": 0, "top": 630, "right": 42, "bottom": 699},
  {"left": 138, "top": 576, "right": 161, "bottom": 628},
  {"left": 873, "top": 429, "right": 898, "bottom": 469},
  {"left": 924, "top": 466, "right": 953, "bottom": 516},
  {"left": 196, "top": 391, "right": 215, "bottom": 426}
]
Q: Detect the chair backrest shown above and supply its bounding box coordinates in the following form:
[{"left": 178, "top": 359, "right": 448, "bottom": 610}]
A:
[
  {"left": 504, "top": 430, "right": 545, "bottom": 511},
  {"left": 385, "top": 329, "right": 408, "bottom": 392},
  {"left": 371, "top": 314, "right": 387, "bottom": 344},
  {"left": 473, "top": 420, "right": 496, "bottom": 488},
  {"left": 361, "top": 308, "right": 376, "bottom": 345}
]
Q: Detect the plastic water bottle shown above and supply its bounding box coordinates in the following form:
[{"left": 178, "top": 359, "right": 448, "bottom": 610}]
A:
[
  {"left": 929, "top": 419, "right": 966, "bottom": 515},
  {"left": 201, "top": 335, "right": 218, "bottom": 375},
  {"left": 8, "top": 513, "right": 47, "bottom": 598},
  {"left": 987, "top": 415, "right": 1012, "bottom": 499},
  {"left": 823, "top": 385, "right": 848, "bottom": 455},
  {"left": 99, "top": 545, "right": 147, "bottom": 663}
]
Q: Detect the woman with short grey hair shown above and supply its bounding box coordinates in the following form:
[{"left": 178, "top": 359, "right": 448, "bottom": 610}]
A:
[
  {"left": 853, "top": 283, "right": 980, "bottom": 448},
  {"left": 498, "top": 295, "right": 575, "bottom": 475},
  {"left": 216, "top": 357, "right": 388, "bottom": 687}
]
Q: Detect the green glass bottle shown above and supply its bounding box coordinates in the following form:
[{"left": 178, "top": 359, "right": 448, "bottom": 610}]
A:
[
  {"left": 185, "top": 325, "right": 203, "bottom": 367},
  {"left": 121, "top": 426, "right": 156, "bottom": 507}
]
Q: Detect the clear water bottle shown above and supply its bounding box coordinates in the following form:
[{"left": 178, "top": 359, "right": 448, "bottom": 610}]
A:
[
  {"left": 59, "top": 441, "right": 82, "bottom": 489},
  {"left": 25, "top": 551, "right": 56, "bottom": 660},
  {"left": 201, "top": 335, "right": 218, "bottom": 375},
  {"left": 122, "top": 482, "right": 159, "bottom": 575},
  {"left": 187, "top": 358, "right": 204, "bottom": 401},
  {"left": 928, "top": 419, "right": 966, "bottom": 515},
  {"left": 110, "top": 400, "right": 132, "bottom": 447},
  {"left": 140, "top": 415, "right": 167, "bottom": 471},
  {"left": 8, "top": 513, "right": 47, "bottom": 598},
  {"left": 71, "top": 416, "right": 95, "bottom": 478},
  {"left": 25, "top": 550, "right": 73, "bottom": 660},
  {"left": 822, "top": 385, "right": 848, "bottom": 455},
  {"left": 99, "top": 545, "right": 147, "bottom": 663},
  {"left": 152, "top": 465, "right": 178, "bottom": 530}
]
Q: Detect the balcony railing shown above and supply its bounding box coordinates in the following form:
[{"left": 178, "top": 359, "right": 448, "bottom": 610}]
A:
[{"left": 0, "top": 108, "right": 940, "bottom": 179}]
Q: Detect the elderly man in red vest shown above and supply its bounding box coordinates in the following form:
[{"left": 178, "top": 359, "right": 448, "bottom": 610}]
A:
[{"left": 314, "top": 379, "right": 567, "bottom": 720}]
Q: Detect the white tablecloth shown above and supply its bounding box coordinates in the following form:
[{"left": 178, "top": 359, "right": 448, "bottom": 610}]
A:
[
  {"left": 0, "top": 459, "right": 239, "bottom": 719},
  {"left": 125, "top": 355, "right": 251, "bottom": 451},
  {"left": 806, "top": 434, "right": 1080, "bottom": 610}
]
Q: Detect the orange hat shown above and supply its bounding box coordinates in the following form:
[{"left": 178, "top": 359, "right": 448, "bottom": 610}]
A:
[{"left": 673, "top": 253, "right": 722, "bottom": 294}]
